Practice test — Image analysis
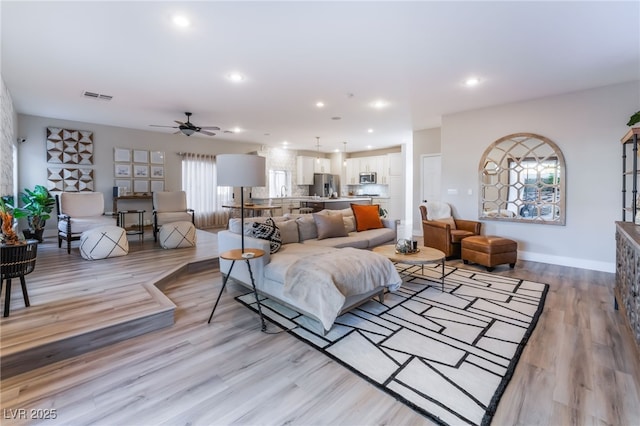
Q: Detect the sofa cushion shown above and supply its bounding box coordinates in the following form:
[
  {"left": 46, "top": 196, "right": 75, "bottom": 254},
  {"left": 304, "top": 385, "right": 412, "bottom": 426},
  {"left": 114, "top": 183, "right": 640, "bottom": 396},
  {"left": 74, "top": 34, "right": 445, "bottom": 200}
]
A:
[
  {"left": 351, "top": 203, "right": 383, "bottom": 232},
  {"left": 295, "top": 215, "right": 318, "bottom": 241},
  {"left": 251, "top": 218, "right": 282, "bottom": 253},
  {"left": 278, "top": 219, "right": 299, "bottom": 244},
  {"left": 313, "top": 213, "right": 348, "bottom": 240},
  {"left": 303, "top": 233, "right": 369, "bottom": 249},
  {"left": 363, "top": 227, "right": 397, "bottom": 248}
]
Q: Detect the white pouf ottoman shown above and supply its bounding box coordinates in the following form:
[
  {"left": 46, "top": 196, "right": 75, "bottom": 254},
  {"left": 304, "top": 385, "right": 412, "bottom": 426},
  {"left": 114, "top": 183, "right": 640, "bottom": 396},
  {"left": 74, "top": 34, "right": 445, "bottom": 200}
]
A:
[
  {"left": 79, "top": 226, "right": 129, "bottom": 260},
  {"left": 159, "top": 221, "right": 197, "bottom": 249}
]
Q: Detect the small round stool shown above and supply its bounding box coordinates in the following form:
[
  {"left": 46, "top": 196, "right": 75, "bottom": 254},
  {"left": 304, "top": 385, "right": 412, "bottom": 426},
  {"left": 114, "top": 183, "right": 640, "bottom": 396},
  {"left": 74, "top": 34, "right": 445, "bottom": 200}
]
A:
[
  {"left": 159, "top": 221, "right": 197, "bottom": 249},
  {"left": 79, "top": 226, "right": 129, "bottom": 260},
  {"left": 461, "top": 235, "right": 517, "bottom": 272}
]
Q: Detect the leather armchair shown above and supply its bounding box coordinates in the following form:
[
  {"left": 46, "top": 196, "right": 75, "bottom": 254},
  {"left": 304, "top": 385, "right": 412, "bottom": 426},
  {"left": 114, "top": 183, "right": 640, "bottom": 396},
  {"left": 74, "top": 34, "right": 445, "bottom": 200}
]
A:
[
  {"left": 420, "top": 202, "right": 481, "bottom": 258},
  {"left": 152, "top": 191, "right": 195, "bottom": 241}
]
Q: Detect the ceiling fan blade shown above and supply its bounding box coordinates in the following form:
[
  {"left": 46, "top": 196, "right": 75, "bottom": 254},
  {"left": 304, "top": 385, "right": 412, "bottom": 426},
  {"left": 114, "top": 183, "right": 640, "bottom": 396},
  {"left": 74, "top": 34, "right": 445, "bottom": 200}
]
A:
[
  {"left": 174, "top": 120, "right": 186, "bottom": 125},
  {"left": 173, "top": 130, "right": 182, "bottom": 135},
  {"left": 199, "top": 130, "right": 216, "bottom": 136},
  {"left": 223, "top": 130, "right": 234, "bottom": 133},
  {"left": 199, "top": 126, "right": 221, "bottom": 130},
  {"left": 150, "top": 125, "right": 178, "bottom": 128}
]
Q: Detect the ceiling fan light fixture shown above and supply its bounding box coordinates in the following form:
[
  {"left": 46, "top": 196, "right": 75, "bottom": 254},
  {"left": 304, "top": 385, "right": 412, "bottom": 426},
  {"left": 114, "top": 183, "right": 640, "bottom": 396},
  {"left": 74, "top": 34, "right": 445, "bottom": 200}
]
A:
[{"left": 181, "top": 128, "right": 195, "bottom": 136}]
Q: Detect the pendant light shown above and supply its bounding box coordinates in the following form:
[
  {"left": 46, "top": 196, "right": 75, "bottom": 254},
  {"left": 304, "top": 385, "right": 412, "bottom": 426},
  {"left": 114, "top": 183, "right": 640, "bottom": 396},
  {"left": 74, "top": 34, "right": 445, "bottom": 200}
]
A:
[
  {"left": 316, "top": 137, "right": 321, "bottom": 164},
  {"left": 343, "top": 141, "right": 348, "bottom": 167}
]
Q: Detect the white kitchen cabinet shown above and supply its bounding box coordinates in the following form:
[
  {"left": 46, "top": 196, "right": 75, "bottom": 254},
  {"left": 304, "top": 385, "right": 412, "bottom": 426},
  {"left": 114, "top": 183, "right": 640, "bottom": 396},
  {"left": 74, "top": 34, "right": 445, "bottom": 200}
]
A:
[
  {"left": 314, "top": 157, "right": 331, "bottom": 174},
  {"left": 345, "top": 158, "right": 359, "bottom": 185},
  {"left": 296, "top": 156, "right": 315, "bottom": 185},
  {"left": 387, "top": 152, "right": 403, "bottom": 176},
  {"left": 377, "top": 155, "right": 389, "bottom": 184}
]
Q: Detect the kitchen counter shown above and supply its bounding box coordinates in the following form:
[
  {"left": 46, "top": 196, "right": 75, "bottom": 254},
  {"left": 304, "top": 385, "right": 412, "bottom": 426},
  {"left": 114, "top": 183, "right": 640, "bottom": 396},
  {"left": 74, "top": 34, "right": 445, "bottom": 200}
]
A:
[{"left": 300, "top": 197, "right": 372, "bottom": 212}]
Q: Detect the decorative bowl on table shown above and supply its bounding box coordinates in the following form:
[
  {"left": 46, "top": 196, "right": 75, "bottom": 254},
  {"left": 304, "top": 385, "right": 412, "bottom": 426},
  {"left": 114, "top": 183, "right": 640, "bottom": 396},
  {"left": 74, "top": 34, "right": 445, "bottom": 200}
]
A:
[{"left": 395, "top": 239, "right": 419, "bottom": 254}]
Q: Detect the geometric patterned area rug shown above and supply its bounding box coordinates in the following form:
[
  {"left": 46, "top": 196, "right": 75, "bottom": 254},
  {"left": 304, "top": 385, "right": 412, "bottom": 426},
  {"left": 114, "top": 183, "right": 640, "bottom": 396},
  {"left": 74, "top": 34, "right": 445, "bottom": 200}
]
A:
[{"left": 236, "top": 262, "right": 548, "bottom": 426}]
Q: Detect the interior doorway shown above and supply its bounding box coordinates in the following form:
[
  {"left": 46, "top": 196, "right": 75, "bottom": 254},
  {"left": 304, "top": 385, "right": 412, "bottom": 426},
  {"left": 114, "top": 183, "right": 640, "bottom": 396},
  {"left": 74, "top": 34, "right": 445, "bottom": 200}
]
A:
[{"left": 421, "top": 154, "right": 442, "bottom": 203}]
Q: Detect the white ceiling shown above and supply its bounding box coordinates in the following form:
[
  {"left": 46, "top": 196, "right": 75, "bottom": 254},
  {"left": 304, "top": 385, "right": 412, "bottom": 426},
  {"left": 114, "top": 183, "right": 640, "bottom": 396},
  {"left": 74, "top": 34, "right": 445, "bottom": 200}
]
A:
[{"left": 2, "top": 1, "right": 638, "bottom": 154}]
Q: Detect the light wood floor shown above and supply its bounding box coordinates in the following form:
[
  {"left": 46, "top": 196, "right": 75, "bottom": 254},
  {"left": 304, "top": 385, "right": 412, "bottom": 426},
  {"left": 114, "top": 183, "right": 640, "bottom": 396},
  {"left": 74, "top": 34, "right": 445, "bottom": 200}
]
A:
[{"left": 1, "top": 233, "right": 639, "bottom": 425}]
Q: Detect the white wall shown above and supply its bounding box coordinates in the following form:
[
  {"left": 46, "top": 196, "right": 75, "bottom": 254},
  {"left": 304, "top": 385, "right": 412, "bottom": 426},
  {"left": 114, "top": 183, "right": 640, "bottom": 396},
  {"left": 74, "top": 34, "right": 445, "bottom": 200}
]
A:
[
  {"left": 440, "top": 81, "right": 639, "bottom": 272},
  {"left": 412, "top": 127, "right": 441, "bottom": 232},
  {"left": 17, "top": 114, "right": 261, "bottom": 234},
  {"left": 1, "top": 75, "right": 18, "bottom": 197}
]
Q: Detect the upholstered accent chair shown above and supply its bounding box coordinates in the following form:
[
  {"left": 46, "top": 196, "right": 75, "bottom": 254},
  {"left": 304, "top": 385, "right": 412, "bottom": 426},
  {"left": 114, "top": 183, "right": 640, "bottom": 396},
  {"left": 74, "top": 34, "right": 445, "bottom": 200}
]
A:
[
  {"left": 152, "top": 191, "right": 195, "bottom": 241},
  {"left": 56, "top": 192, "right": 116, "bottom": 254},
  {"left": 420, "top": 201, "right": 481, "bottom": 259}
]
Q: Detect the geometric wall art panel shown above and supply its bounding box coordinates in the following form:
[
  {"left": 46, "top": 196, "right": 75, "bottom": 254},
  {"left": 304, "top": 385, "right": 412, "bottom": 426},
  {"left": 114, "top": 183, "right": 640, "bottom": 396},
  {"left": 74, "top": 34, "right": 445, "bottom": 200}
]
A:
[
  {"left": 48, "top": 167, "right": 94, "bottom": 192},
  {"left": 47, "top": 127, "right": 94, "bottom": 165}
]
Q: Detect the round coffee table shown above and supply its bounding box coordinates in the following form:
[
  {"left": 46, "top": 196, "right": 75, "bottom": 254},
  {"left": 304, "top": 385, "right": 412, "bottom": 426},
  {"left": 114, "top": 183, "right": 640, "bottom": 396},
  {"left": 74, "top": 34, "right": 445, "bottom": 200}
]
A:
[{"left": 373, "top": 245, "right": 446, "bottom": 291}]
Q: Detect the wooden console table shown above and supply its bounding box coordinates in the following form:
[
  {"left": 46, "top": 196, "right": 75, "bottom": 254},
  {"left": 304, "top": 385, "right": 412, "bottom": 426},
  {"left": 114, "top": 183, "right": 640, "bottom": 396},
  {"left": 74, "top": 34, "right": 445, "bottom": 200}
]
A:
[{"left": 113, "top": 195, "right": 152, "bottom": 214}]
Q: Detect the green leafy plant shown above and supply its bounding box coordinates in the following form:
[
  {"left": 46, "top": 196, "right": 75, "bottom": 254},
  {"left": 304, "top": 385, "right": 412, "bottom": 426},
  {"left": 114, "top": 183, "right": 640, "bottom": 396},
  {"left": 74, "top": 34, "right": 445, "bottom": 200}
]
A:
[
  {"left": 0, "top": 196, "right": 21, "bottom": 244},
  {"left": 15, "top": 185, "right": 55, "bottom": 232},
  {"left": 628, "top": 111, "right": 640, "bottom": 127}
]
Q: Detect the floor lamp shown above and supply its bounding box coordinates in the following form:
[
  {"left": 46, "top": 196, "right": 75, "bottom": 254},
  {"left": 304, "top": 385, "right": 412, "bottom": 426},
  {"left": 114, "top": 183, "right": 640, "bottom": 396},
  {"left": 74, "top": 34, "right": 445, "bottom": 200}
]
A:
[
  {"left": 211, "top": 154, "right": 267, "bottom": 331},
  {"left": 216, "top": 154, "right": 266, "bottom": 253}
]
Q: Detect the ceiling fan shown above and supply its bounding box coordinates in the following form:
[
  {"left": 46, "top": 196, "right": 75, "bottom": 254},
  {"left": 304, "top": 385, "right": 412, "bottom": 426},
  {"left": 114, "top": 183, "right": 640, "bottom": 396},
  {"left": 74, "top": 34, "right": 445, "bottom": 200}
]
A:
[{"left": 150, "top": 112, "right": 222, "bottom": 136}]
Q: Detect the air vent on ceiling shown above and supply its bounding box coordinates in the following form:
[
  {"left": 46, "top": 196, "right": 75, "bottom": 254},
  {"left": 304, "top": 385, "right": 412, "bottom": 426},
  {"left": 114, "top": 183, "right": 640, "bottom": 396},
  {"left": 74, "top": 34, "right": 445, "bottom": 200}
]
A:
[{"left": 82, "top": 91, "right": 113, "bottom": 101}]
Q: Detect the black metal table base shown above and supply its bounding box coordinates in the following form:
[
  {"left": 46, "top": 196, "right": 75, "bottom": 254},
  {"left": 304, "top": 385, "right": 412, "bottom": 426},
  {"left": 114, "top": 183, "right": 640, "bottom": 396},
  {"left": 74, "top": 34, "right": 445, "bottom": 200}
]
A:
[{"left": 208, "top": 259, "right": 267, "bottom": 332}]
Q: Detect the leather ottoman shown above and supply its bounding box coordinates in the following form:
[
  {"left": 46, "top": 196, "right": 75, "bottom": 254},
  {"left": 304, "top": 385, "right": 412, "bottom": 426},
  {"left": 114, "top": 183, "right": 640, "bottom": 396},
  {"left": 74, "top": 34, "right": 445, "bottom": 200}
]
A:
[{"left": 461, "top": 235, "right": 517, "bottom": 271}]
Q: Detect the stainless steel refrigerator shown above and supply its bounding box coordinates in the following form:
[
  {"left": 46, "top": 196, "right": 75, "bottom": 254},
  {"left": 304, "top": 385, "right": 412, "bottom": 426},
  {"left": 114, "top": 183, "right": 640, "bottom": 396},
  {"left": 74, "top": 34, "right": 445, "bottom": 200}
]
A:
[{"left": 311, "top": 173, "right": 339, "bottom": 197}]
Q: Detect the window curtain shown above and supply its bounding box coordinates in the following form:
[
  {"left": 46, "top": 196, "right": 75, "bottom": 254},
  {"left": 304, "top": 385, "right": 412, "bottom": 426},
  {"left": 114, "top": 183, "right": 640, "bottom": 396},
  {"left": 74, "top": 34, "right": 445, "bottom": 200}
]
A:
[{"left": 181, "top": 153, "right": 230, "bottom": 228}]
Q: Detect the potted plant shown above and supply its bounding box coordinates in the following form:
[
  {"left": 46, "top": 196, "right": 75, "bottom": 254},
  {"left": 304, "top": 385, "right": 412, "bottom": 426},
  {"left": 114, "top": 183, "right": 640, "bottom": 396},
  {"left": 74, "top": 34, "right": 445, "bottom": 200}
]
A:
[
  {"left": 15, "top": 185, "right": 55, "bottom": 242},
  {"left": 0, "top": 196, "right": 21, "bottom": 245}
]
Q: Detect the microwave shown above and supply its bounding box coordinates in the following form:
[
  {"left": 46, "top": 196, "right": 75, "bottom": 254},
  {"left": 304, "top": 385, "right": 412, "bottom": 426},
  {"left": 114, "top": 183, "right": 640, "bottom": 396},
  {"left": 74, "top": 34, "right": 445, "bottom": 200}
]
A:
[{"left": 359, "top": 172, "right": 377, "bottom": 184}]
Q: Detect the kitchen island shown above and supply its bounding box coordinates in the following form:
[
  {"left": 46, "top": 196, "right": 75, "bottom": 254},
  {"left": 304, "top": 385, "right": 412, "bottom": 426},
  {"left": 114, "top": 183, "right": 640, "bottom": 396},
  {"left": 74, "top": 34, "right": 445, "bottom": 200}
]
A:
[
  {"left": 300, "top": 197, "right": 371, "bottom": 212},
  {"left": 250, "top": 197, "right": 372, "bottom": 214}
]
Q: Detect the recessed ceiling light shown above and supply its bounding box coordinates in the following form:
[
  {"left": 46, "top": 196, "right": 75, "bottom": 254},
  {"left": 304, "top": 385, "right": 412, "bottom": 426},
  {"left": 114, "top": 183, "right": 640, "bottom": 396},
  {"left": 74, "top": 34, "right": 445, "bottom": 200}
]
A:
[
  {"left": 366, "top": 145, "right": 373, "bottom": 150},
  {"left": 172, "top": 15, "right": 191, "bottom": 28},
  {"left": 316, "top": 101, "right": 325, "bottom": 108},
  {"left": 282, "top": 140, "right": 289, "bottom": 145},
  {"left": 227, "top": 72, "right": 245, "bottom": 82},
  {"left": 233, "top": 127, "right": 242, "bottom": 133},
  {"left": 367, "top": 128, "right": 374, "bottom": 133},
  {"left": 371, "top": 100, "right": 387, "bottom": 109},
  {"left": 334, "top": 148, "right": 340, "bottom": 153},
  {"left": 464, "top": 77, "right": 481, "bottom": 87}
]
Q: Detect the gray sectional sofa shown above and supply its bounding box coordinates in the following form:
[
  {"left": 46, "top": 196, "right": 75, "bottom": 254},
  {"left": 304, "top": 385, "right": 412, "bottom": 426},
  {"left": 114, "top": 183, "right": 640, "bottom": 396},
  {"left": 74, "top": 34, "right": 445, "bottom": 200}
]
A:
[{"left": 217, "top": 208, "right": 399, "bottom": 333}]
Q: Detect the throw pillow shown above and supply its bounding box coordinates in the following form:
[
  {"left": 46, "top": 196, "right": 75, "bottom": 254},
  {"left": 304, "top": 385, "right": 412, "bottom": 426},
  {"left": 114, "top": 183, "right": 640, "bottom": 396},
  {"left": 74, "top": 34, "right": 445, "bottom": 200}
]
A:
[
  {"left": 313, "top": 213, "right": 348, "bottom": 240},
  {"left": 351, "top": 203, "right": 383, "bottom": 232},
  {"left": 251, "top": 217, "right": 282, "bottom": 253},
  {"left": 343, "top": 216, "right": 356, "bottom": 233},
  {"left": 278, "top": 219, "right": 299, "bottom": 244},
  {"left": 436, "top": 216, "right": 457, "bottom": 229},
  {"left": 295, "top": 216, "right": 318, "bottom": 241}
]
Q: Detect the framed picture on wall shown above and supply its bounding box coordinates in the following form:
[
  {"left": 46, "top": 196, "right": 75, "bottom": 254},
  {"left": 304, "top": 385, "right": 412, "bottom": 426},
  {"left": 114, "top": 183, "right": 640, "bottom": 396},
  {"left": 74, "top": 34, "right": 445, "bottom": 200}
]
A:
[
  {"left": 150, "top": 166, "right": 164, "bottom": 178},
  {"left": 150, "top": 151, "right": 165, "bottom": 164},
  {"left": 115, "top": 164, "right": 131, "bottom": 178},
  {"left": 133, "top": 165, "right": 149, "bottom": 178},
  {"left": 133, "top": 149, "right": 149, "bottom": 164},
  {"left": 114, "top": 179, "right": 131, "bottom": 193},
  {"left": 150, "top": 180, "right": 164, "bottom": 193},
  {"left": 114, "top": 148, "right": 131, "bottom": 163},
  {"left": 133, "top": 179, "right": 149, "bottom": 194}
]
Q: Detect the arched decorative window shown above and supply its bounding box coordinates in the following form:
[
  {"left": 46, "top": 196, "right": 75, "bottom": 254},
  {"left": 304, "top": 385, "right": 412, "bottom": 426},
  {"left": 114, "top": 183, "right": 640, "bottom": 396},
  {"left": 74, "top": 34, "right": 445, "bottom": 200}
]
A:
[{"left": 479, "top": 133, "right": 566, "bottom": 225}]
